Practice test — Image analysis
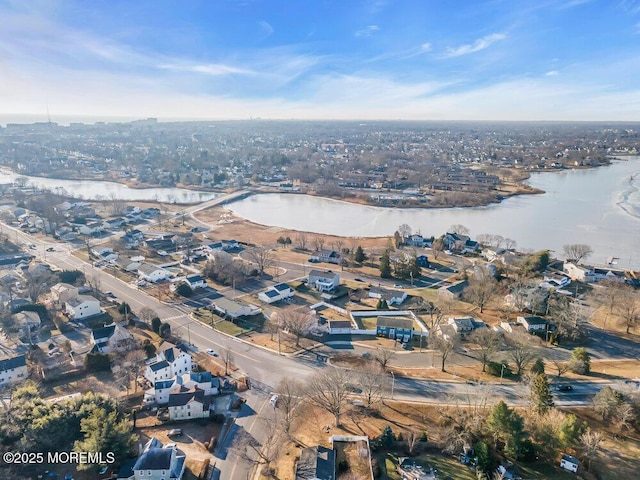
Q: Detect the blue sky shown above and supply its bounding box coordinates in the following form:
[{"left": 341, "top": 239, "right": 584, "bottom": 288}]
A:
[{"left": 1, "top": 0, "right": 640, "bottom": 121}]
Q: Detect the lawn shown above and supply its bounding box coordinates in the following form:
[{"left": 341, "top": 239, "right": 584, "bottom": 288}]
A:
[
  {"left": 377, "top": 452, "right": 475, "bottom": 480},
  {"left": 192, "top": 310, "right": 247, "bottom": 336}
]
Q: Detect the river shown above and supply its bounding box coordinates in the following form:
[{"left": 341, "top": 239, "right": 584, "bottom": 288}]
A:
[
  {"left": 226, "top": 158, "right": 640, "bottom": 269},
  {"left": 0, "top": 171, "right": 217, "bottom": 204}
]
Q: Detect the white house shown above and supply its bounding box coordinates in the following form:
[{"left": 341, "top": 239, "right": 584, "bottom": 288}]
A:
[
  {"left": 50, "top": 282, "right": 79, "bottom": 304},
  {"left": 0, "top": 354, "right": 28, "bottom": 387},
  {"left": 91, "top": 324, "right": 135, "bottom": 354},
  {"left": 184, "top": 274, "right": 207, "bottom": 289},
  {"left": 65, "top": 295, "right": 102, "bottom": 320},
  {"left": 168, "top": 387, "right": 211, "bottom": 421},
  {"left": 368, "top": 287, "right": 407, "bottom": 306},
  {"left": 541, "top": 272, "right": 571, "bottom": 289},
  {"left": 129, "top": 437, "right": 186, "bottom": 480},
  {"left": 563, "top": 262, "right": 596, "bottom": 282},
  {"left": 308, "top": 270, "right": 340, "bottom": 292},
  {"left": 144, "top": 379, "right": 176, "bottom": 405},
  {"left": 212, "top": 297, "right": 261, "bottom": 319},
  {"left": 560, "top": 454, "right": 579, "bottom": 473},
  {"left": 144, "top": 371, "right": 220, "bottom": 406},
  {"left": 258, "top": 283, "right": 295, "bottom": 304},
  {"left": 113, "top": 257, "right": 142, "bottom": 273},
  {"left": 517, "top": 315, "right": 549, "bottom": 333},
  {"left": 78, "top": 221, "right": 105, "bottom": 236},
  {"left": 318, "top": 249, "right": 342, "bottom": 265},
  {"left": 138, "top": 263, "right": 169, "bottom": 283},
  {"left": 145, "top": 343, "right": 192, "bottom": 383}
]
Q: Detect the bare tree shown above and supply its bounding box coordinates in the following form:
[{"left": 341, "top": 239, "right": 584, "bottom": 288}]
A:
[
  {"left": 86, "top": 274, "right": 101, "bottom": 296},
  {"left": 552, "top": 359, "right": 569, "bottom": 378},
  {"left": 313, "top": 235, "right": 325, "bottom": 252},
  {"left": 431, "top": 238, "right": 444, "bottom": 260},
  {"left": 468, "top": 329, "right": 501, "bottom": 372},
  {"left": 109, "top": 193, "right": 126, "bottom": 216},
  {"left": 124, "top": 350, "right": 147, "bottom": 393},
  {"left": 398, "top": 223, "right": 412, "bottom": 241},
  {"left": 304, "top": 368, "right": 352, "bottom": 427},
  {"left": 506, "top": 332, "right": 538, "bottom": 376},
  {"left": 374, "top": 348, "right": 396, "bottom": 372},
  {"left": 334, "top": 239, "right": 345, "bottom": 256},
  {"left": 465, "top": 266, "right": 498, "bottom": 313},
  {"left": 614, "top": 285, "right": 639, "bottom": 334},
  {"left": 354, "top": 364, "right": 387, "bottom": 408},
  {"left": 432, "top": 334, "right": 459, "bottom": 372},
  {"left": 596, "top": 278, "right": 627, "bottom": 316},
  {"left": 295, "top": 232, "right": 308, "bottom": 250},
  {"left": 278, "top": 308, "right": 314, "bottom": 347},
  {"left": 405, "top": 429, "right": 421, "bottom": 455},
  {"left": 422, "top": 299, "right": 452, "bottom": 332},
  {"left": 231, "top": 416, "right": 283, "bottom": 472},
  {"left": 563, "top": 244, "right": 593, "bottom": 264},
  {"left": 246, "top": 246, "right": 275, "bottom": 276},
  {"left": 504, "top": 238, "right": 517, "bottom": 251},
  {"left": 138, "top": 307, "right": 157, "bottom": 325},
  {"left": 580, "top": 430, "right": 603, "bottom": 471},
  {"left": 222, "top": 346, "right": 234, "bottom": 376},
  {"left": 24, "top": 269, "right": 52, "bottom": 303},
  {"left": 274, "top": 377, "right": 303, "bottom": 435},
  {"left": 448, "top": 224, "right": 469, "bottom": 236}
]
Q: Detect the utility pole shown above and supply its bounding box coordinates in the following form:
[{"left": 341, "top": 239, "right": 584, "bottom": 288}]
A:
[{"left": 390, "top": 371, "right": 395, "bottom": 400}]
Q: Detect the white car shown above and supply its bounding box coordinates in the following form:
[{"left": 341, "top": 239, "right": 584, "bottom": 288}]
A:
[
  {"left": 269, "top": 394, "right": 279, "bottom": 407},
  {"left": 206, "top": 349, "right": 218, "bottom": 357}
]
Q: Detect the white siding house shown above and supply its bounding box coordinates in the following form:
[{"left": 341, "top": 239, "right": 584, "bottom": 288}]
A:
[
  {"left": 258, "top": 283, "right": 295, "bottom": 304},
  {"left": 65, "top": 295, "right": 101, "bottom": 319},
  {"left": 308, "top": 270, "right": 340, "bottom": 292},
  {"left": 0, "top": 354, "right": 28, "bottom": 387},
  {"left": 138, "top": 263, "right": 169, "bottom": 283}
]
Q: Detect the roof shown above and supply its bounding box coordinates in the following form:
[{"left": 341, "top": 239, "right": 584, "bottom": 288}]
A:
[
  {"left": 168, "top": 387, "right": 207, "bottom": 407},
  {"left": 329, "top": 320, "right": 352, "bottom": 329},
  {"left": 296, "top": 446, "right": 336, "bottom": 480},
  {"left": 133, "top": 447, "right": 173, "bottom": 471},
  {"left": 561, "top": 454, "right": 579, "bottom": 465},
  {"left": 450, "top": 317, "right": 475, "bottom": 330},
  {"left": 0, "top": 354, "right": 26, "bottom": 371},
  {"left": 376, "top": 316, "right": 414, "bottom": 330},
  {"left": 149, "top": 360, "right": 169, "bottom": 372},
  {"left": 441, "top": 280, "right": 468, "bottom": 294},
  {"left": 213, "top": 297, "right": 247, "bottom": 315},
  {"left": 519, "top": 315, "right": 547, "bottom": 326},
  {"left": 308, "top": 269, "right": 339, "bottom": 280},
  {"left": 155, "top": 379, "right": 175, "bottom": 390},
  {"left": 138, "top": 263, "right": 166, "bottom": 275},
  {"left": 66, "top": 294, "right": 99, "bottom": 307},
  {"left": 273, "top": 283, "right": 292, "bottom": 292},
  {"left": 186, "top": 274, "right": 205, "bottom": 283},
  {"left": 92, "top": 324, "right": 116, "bottom": 341},
  {"left": 190, "top": 371, "right": 214, "bottom": 383},
  {"left": 264, "top": 289, "right": 280, "bottom": 298}
]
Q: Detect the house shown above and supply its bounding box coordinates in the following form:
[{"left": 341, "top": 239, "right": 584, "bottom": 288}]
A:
[
  {"left": 103, "top": 217, "right": 127, "bottom": 231},
  {"left": 443, "top": 232, "right": 479, "bottom": 253},
  {"left": 91, "top": 324, "right": 135, "bottom": 354},
  {"left": 50, "top": 282, "right": 79, "bottom": 304},
  {"left": 138, "top": 263, "right": 169, "bottom": 283},
  {"left": 129, "top": 437, "right": 186, "bottom": 480},
  {"left": 447, "top": 317, "right": 477, "bottom": 334},
  {"left": 318, "top": 249, "right": 342, "bottom": 265},
  {"left": 78, "top": 221, "right": 105, "bottom": 236},
  {"left": 517, "top": 315, "right": 549, "bottom": 333},
  {"left": 113, "top": 257, "right": 142, "bottom": 272},
  {"left": 563, "top": 262, "right": 596, "bottom": 282},
  {"left": 308, "top": 270, "right": 340, "bottom": 292},
  {"left": 368, "top": 287, "right": 407, "bottom": 306},
  {"left": 168, "top": 387, "right": 211, "bottom": 421},
  {"left": 437, "top": 280, "right": 468, "bottom": 299},
  {"left": 212, "top": 297, "right": 261, "bottom": 319},
  {"left": 184, "top": 274, "right": 207, "bottom": 289},
  {"left": 295, "top": 446, "right": 336, "bottom": 480},
  {"left": 258, "top": 283, "right": 295, "bottom": 304},
  {"left": 14, "top": 311, "right": 41, "bottom": 334},
  {"left": 405, "top": 234, "right": 426, "bottom": 247},
  {"left": 144, "top": 371, "right": 220, "bottom": 406},
  {"left": 376, "top": 317, "right": 414, "bottom": 341},
  {"left": 65, "top": 295, "right": 102, "bottom": 319},
  {"left": 145, "top": 343, "right": 193, "bottom": 383},
  {"left": 205, "top": 239, "right": 239, "bottom": 253},
  {"left": 541, "top": 272, "right": 571, "bottom": 289},
  {"left": 560, "top": 453, "right": 579, "bottom": 473},
  {"left": 0, "top": 354, "right": 28, "bottom": 387}
]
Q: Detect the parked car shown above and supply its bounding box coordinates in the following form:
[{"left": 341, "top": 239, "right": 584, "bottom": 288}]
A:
[
  {"left": 555, "top": 384, "right": 572, "bottom": 392},
  {"left": 167, "top": 428, "right": 183, "bottom": 437},
  {"left": 269, "top": 394, "right": 279, "bottom": 407},
  {"left": 46, "top": 247, "right": 55, "bottom": 252},
  {"left": 206, "top": 349, "right": 218, "bottom": 357}
]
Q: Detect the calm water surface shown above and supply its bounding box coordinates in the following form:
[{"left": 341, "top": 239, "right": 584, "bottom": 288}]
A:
[{"left": 227, "top": 158, "right": 640, "bottom": 268}]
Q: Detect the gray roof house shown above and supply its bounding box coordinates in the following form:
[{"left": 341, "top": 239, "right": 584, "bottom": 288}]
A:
[
  {"left": 295, "top": 446, "right": 336, "bottom": 480},
  {"left": 128, "top": 437, "right": 186, "bottom": 480}
]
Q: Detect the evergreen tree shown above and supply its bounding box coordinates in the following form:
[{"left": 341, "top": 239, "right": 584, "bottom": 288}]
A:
[
  {"left": 151, "top": 317, "right": 162, "bottom": 334},
  {"left": 376, "top": 298, "right": 389, "bottom": 310},
  {"left": 354, "top": 245, "right": 366, "bottom": 263},
  {"left": 530, "top": 373, "right": 554, "bottom": 415},
  {"left": 569, "top": 347, "right": 590, "bottom": 374},
  {"left": 530, "top": 358, "right": 545, "bottom": 375},
  {"left": 380, "top": 425, "right": 396, "bottom": 449},
  {"left": 379, "top": 249, "right": 392, "bottom": 278},
  {"left": 74, "top": 409, "right": 136, "bottom": 470},
  {"left": 486, "top": 401, "right": 526, "bottom": 459}
]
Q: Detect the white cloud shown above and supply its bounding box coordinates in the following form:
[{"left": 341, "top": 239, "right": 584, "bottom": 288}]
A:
[
  {"left": 159, "top": 63, "right": 255, "bottom": 76},
  {"left": 545, "top": 70, "right": 559, "bottom": 76},
  {"left": 442, "top": 33, "right": 507, "bottom": 58},
  {"left": 421, "top": 43, "right": 432, "bottom": 52},
  {"left": 355, "top": 25, "right": 380, "bottom": 37},
  {"left": 259, "top": 21, "right": 274, "bottom": 39},
  {"left": 635, "top": 22, "right": 640, "bottom": 33}
]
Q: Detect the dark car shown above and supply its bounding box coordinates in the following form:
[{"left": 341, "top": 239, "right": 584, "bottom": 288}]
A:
[{"left": 555, "top": 384, "right": 572, "bottom": 392}]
